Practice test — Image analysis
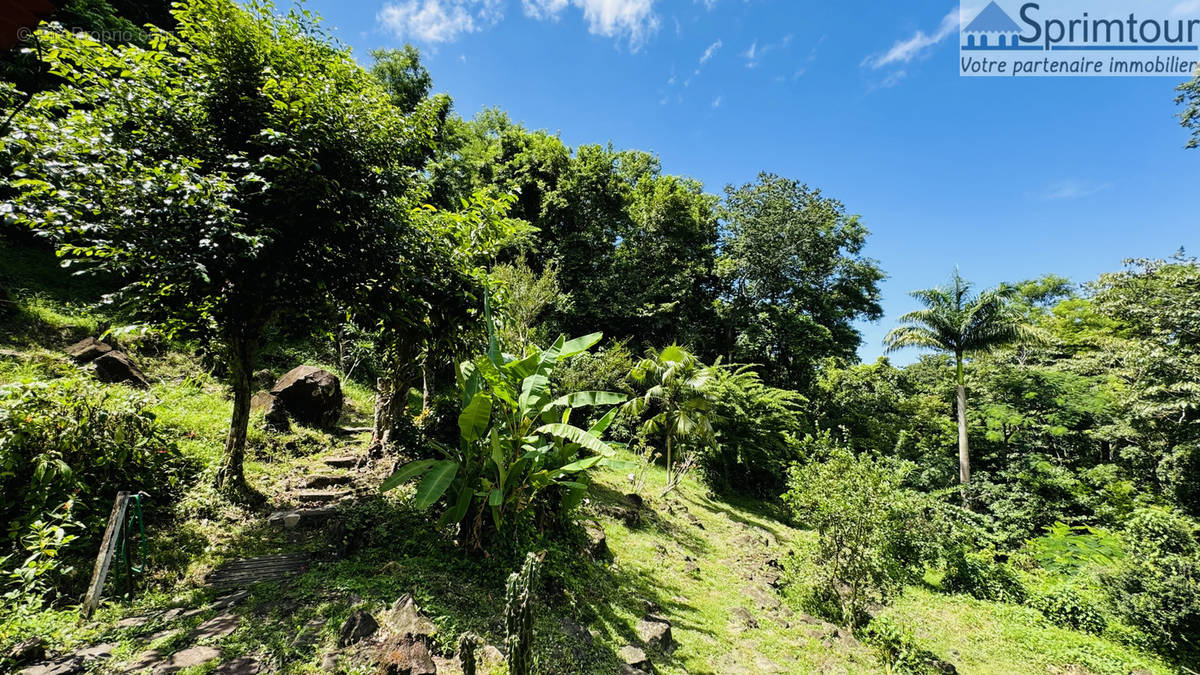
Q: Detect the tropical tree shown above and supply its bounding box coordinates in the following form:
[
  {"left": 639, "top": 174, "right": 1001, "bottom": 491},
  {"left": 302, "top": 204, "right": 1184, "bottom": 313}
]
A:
[
  {"left": 2, "top": 0, "right": 443, "bottom": 495},
  {"left": 623, "top": 345, "right": 718, "bottom": 496},
  {"left": 718, "top": 173, "right": 884, "bottom": 391},
  {"left": 883, "top": 271, "right": 1030, "bottom": 494},
  {"left": 381, "top": 327, "right": 629, "bottom": 551}
]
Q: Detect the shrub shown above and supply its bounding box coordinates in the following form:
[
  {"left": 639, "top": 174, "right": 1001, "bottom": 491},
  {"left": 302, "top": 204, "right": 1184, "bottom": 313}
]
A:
[
  {"left": 1105, "top": 508, "right": 1200, "bottom": 651},
  {"left": 699, "top": 365, "right": 806, "bottom": 497},
  {"left": 942, "top": 549, "right": 1027, "bottom": 603},
  {"left": 0, "top": 379, "right": 181, "bottom": 601},
  {"left": 783, "top": 443, "right": 944, "bottom": 628},
  {"left": 862, "top": 616, "right": 945, "bottom": 675},
  {"left": 1027, "top": 521, "right": 1123, "bottom": 574},
  {"left": 0, "top": 379, "right": 181, "bottom": 533},
  {"left": 1031, "top": 585, "right": 1107, "bottom": 633},
  {"left": 382, "top": 333, "right": 630, "bottom": 551}
]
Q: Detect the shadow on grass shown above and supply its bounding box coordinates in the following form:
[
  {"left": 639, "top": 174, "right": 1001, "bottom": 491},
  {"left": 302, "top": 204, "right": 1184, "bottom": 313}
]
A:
[{"left": 151, "top": 488, "right": 716, "bottom": 673}]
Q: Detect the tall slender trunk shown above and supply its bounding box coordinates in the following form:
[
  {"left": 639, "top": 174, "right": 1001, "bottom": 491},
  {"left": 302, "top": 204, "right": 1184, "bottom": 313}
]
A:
[
  {"left": 372, "top": 350, "right": 416, "bottom": 450},
  {"left": 217, "top": 327, "right": 261, "bottom": 494},
  {"left": 955, "top": 352, "right": 971, "bottom": 506}
]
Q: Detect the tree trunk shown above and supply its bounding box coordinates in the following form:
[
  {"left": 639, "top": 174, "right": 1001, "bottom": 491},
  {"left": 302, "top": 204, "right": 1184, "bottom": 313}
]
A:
[
  {"left": 216, "top": 328, "right": 260, "bottom": 496},
  {"left": 955, "top": 353, "right": 971, "bottom": 506},
  {"left": 372, "top": 358, "right": 415, "bottom": 450}
]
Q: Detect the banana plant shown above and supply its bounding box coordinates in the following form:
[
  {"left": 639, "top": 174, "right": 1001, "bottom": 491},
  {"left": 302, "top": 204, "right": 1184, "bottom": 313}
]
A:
[{"left": 382, "top": 329, "right": 632, "bottom": 548}]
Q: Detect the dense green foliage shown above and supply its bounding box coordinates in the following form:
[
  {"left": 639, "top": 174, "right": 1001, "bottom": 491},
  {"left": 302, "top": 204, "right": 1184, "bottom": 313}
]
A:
[
  {"left": 783, "top": 443, "right": 945, "bottom": 628},
  {"left": 0, "top": 2, "right": 1197, "bottom": 671},
  {"left": 382, "top": 331, "right": 629, "bottom": 550},
  {"left": 0, "top": 379, "right": 181, "bottom": 601}
]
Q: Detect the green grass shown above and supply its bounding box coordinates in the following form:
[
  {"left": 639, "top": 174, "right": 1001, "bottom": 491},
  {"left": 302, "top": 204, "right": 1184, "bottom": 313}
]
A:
[{"left": 883, "top": 586, "right": 1176, "bottom": 674}]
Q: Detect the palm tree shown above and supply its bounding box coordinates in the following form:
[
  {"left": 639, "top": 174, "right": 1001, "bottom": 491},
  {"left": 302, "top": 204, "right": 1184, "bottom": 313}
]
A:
[
  {"left": 624, "top": 345, "right": 718, "bottom": 497},
  {"left": 883, "top": 270, "right": 1030, "bottom": 494}
]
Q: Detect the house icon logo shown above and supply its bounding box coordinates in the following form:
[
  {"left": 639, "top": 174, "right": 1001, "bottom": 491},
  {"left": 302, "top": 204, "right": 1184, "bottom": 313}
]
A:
[{"left": 961, "top": 1, "right": 1033, "bottom": 49}]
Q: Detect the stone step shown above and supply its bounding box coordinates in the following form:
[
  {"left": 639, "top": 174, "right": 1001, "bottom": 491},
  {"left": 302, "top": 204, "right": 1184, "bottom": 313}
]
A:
[
  {"left": 267, "top": 507, "right": 339, "bottom": 529},
  {"left": 334, "top": 426, "right": 372, "bottom": 436},
  {"left": 296, "top": 490, "right": 351, "bottom": 503},
  {"left": 301, "top": 473, "right": 351, "bottom": 489},
  {"left": 322, "top": 456, "right": 359, "bottom": 469}
]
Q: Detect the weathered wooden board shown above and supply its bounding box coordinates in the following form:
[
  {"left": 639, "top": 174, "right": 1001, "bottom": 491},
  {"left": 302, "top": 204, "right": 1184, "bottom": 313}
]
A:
[
  {"left": 82, "top": 491, "right": 130, "bottom": 617},
  {"left": 204, "top": 552, "right": 312, "bottom": 588}
]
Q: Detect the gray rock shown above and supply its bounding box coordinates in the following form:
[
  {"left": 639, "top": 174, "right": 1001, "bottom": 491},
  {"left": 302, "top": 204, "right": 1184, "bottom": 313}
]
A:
[
  {"left": 7, "top": 639, "right": 45, "bottom": 665},
  {"left": 730, "top": 606, "right": 758, "bottom": 630},
  {"left": 93, "top": 351, "right": 150, "bottom": 388},
  {"left": 18, "top": 656, "right": 83, "bottom": 675},
  {"left": 637, "top": 616, "right": 674, "bottom": 652},
  {"left": 77, "top": 644, "right": 115, "bottom": 661},
  {"left": 271, "top": 366, "right": 343, "bottom": 428},
  {"left": 65, "top": 337, "right": 113, "bottom": 363},
  {"left": 384, "top": 594, "right": 436, "bottom": 639},
  {"left": 251, "top": 391, "right": 289, "bottom": 432},
  {"left": 620, "top": 666, "right": 650, "bottom": 675},
  {"left": 302, "top": 474, "right": 352, "bottom": 489},
  {"left": 121, "top": 649, "right": 162, "bottom": 673},
  {"left": 297, "top": 490, "right": 351, "bottom": 502},
  {"left": 560, "top": 616, "right": 593, "bottom": 645},
  {"left": 583, "top": 522, "right": 609, "bottom": 560},
  {"left": 211, "top": 591, "right": 250, "bottom": 610},
  {"left": 116, "top": 615, "right": 151, "bottom": 629},
  {"left": 337, "top": 609, "right": 379, "bottom": 647},
  {"left": 376, "top": 636, "right": 436, "bottom": 675},
  {"left": 212, "top": 658, "right": 262, "bottom": 675},
  {"left": 742, "top": 585, "right": 781, "bottom": 611},
  {"left": 323, "top": 456, "right": 359, "bottom": 469},
  {"left": 619, "top": 645, "right": 650, "bottom": 670},
  {"left": 152, "top": 646, "right": 221, "bottom": 674},
  {"left": 191, "top": 613, "right": 240, "bottom": 640}
]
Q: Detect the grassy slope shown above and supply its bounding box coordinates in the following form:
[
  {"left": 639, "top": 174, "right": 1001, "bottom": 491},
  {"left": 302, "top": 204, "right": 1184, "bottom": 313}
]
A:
[{"left": 0, "top": 239, "right": 1182, "bottom": 674}]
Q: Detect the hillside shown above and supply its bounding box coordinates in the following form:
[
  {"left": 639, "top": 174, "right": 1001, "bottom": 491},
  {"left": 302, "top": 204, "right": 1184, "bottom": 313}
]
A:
[{"left": 0, "top": 239, "right": 1180, "bottom": 675}]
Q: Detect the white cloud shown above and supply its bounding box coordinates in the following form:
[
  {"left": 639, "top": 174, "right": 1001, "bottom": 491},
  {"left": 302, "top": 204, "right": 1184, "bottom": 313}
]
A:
[
  {"left": 522, "top": 0, "right": 569, "bottom": 20},
  {"left": 1040, "top": 180, "right": 1112, "bottom": 201},
  {"left": 524, "top": 0, "right": 660, "bottom": 49},
  {"left": 743, "top": 40, "right": 757, "bottom": 66},
  {"left": 699, "top": 39, "right": 722, "bottom": 64},
  {"left": 378, "top": 0, "right": 503, "bottom": 42},
  {"left": 711, "top": 95, "right": 722, "bottom": 108},
  {"left": 1172, "top": 0, "right": 1200, "bottom": 16},
  {"left": 863, "top": 7, "right": 959, "bottom": 69}
]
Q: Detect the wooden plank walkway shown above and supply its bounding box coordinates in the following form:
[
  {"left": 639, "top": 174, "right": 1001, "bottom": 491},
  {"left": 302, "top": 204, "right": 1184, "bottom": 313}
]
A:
[{"left": 204, "top": 552, "right": 312, "bottom": 588}]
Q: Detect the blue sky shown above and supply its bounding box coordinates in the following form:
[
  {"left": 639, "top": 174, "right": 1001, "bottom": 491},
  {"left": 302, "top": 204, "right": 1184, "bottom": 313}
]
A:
[{"left": 304, "top": 0, "right": 1198, "bottom": 363}]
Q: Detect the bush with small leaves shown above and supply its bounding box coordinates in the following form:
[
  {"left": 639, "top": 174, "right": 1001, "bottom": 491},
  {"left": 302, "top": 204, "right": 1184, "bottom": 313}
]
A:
[
  {"left": 784, "top": 442, "right": 947, "bottom": 628},
  {"left": 1031, "top": 586, "right": 1107, "bottom": 633},
  {"left": 1105, "top": 508, "right": 1200, "bottom": 653},
  {"left": 862, "top": 616, "right": 944, "bottom": 674},
  {"left": 942, "top": 549, "right": 1027, "bottom": 603}
]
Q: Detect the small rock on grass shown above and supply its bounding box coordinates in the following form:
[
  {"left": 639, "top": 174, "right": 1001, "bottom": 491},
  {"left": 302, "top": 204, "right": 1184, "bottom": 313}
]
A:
[
  {"left": 730, "top": 606, "right": 758, "bottom": 631},
  {"left": 191, "top": 613, "right": 240, "bottom": 640},
  {"left": 636, "top": 616, "right": 675, "bottom": 652},
  {"left": 338, "top": 609, "right": 380, "bottom": 647},
  {"left": 152, "top": 646, "right": 222, "bottom": 674},
  {"left": 619, "top": 645, "right": 651, "bottom": 670},
  {"left": 7, "top": 639, "right": 46, "bottom": 665},
  {"left": 212, "top": 657, "right": 263, "bottom": 675}
]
